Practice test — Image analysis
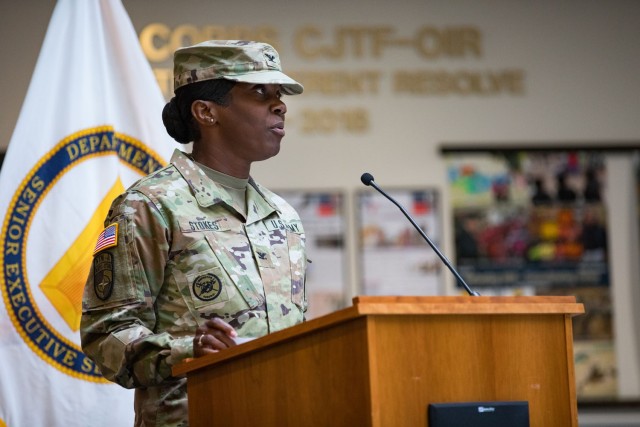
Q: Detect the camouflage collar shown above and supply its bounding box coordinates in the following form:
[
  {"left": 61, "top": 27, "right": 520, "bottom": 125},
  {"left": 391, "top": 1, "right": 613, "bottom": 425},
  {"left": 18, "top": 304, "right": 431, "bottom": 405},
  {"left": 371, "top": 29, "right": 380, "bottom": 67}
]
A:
[
  {"left": 245, "top": 178, "right": 280, "bottom": 224},
  {"left": 170, "top": 150, "right": 280, "bottom": 218}
]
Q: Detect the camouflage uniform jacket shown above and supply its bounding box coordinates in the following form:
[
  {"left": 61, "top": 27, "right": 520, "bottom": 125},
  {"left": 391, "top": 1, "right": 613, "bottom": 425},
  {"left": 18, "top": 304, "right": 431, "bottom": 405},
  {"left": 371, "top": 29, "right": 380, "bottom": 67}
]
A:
[{"left": 80, "top": 150, "right": 307, "bottom": 426}]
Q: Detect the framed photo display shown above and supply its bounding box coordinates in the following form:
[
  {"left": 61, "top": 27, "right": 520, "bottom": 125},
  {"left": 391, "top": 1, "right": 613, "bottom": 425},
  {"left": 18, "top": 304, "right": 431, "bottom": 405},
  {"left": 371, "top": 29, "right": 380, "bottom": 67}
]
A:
[
  {"left": 274, "top": 190, "right": 348, "bottom": 319},
  {"left": 357, "top": 188, "right": 444, "bottom": 296},
  {"left": 444, "top": 149, "right": 615, "bottom": 399}
]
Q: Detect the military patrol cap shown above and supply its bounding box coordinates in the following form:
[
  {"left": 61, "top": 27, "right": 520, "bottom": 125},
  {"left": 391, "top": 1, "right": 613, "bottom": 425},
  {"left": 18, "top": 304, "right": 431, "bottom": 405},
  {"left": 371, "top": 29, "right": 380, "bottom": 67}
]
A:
[{"left": 173, "top": 40, "right": 303, "bottom": 95}]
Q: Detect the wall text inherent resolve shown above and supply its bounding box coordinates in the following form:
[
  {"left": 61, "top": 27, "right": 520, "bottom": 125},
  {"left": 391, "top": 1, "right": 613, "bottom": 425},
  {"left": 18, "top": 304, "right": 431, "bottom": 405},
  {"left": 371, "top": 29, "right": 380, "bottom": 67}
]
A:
[{"left": 139, "top": 23, "right": 526, "bottom": 135}]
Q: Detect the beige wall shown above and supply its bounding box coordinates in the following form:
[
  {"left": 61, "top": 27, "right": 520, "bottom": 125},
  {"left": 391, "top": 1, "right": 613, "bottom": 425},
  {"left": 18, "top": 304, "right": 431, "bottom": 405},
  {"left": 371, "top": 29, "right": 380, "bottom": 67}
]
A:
[{"left": 2, "top": 0, "right": 640, "bottom": 407}]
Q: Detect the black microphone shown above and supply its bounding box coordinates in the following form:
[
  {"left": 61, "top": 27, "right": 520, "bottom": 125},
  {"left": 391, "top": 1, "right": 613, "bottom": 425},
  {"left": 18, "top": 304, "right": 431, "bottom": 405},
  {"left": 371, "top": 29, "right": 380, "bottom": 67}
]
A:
[{"left": 360, "top": 172, "right": 480, "bottom": 296}]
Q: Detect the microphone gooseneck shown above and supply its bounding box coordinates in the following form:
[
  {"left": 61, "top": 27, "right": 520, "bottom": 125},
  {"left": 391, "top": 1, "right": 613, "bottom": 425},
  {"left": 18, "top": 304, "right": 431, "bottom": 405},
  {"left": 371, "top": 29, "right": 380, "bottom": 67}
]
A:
[{"left": 360, "top": 172, "right": 480, "bottom": 296}]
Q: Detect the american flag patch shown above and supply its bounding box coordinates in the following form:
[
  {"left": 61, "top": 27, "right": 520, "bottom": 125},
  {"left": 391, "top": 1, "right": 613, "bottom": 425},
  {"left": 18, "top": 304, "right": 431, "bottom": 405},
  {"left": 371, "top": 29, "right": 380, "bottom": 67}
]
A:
[{"left": 93, "top": 223, "right": 118, "bottom": 255}]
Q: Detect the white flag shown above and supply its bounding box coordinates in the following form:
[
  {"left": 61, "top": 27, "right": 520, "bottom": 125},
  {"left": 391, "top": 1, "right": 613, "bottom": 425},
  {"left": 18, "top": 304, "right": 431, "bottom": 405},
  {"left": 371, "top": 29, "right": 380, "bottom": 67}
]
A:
[{"left": 0, "top": 0, "right": 178, "bottom": 425}]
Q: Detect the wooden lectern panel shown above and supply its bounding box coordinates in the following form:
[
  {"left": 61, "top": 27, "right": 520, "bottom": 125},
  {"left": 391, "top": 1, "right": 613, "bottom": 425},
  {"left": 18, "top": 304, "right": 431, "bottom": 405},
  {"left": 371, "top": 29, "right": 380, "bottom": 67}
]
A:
[
  {"left": 175, "top": 296, "right": 583, "bottom": 427},
  {"left": 184, "top": 316, "right": 375, "bottom": 426},
  {"left": 366, "top": 314, "right": 576, "bottom": 426}
]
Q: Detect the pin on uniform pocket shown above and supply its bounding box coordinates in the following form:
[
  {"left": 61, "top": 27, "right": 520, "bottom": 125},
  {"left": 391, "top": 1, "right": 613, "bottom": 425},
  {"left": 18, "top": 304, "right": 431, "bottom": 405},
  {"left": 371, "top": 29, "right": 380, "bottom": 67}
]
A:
[{"left": 186, "top": 266, "right": 230, "bottom": 310}]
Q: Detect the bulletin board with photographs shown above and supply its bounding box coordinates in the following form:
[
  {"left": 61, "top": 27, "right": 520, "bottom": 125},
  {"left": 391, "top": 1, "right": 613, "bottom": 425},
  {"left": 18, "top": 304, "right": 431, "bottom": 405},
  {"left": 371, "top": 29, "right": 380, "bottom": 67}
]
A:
[
  {"left": 274, "top": 190, "right": 348, "bottom": 320},
  {"left": 444, "top": 149, "right": 615, "bottom": 400},
  {"left": 357, "top": 188, "right": 444, "bottom": 296}
]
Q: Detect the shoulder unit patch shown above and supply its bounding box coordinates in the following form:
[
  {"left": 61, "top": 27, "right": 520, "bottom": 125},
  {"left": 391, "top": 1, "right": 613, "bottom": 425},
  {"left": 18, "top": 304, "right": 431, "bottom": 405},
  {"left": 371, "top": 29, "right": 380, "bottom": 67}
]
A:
[{"left": 93, "top": 252, "right": 114, "bottom": 300}]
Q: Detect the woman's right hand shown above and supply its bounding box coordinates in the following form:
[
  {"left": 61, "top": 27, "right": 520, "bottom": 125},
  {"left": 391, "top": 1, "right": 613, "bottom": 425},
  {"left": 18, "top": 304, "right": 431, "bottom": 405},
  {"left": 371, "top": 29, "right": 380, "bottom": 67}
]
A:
[{"left": 193, "top": 318, "right": 238, "bottom": 357}]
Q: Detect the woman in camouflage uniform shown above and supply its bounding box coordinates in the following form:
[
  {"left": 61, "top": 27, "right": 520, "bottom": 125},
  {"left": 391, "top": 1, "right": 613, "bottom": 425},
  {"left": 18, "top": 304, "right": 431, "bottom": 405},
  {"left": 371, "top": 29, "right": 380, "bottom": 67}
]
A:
[{"left": 80, "top": 40, "right": 307, "bottom": 426}]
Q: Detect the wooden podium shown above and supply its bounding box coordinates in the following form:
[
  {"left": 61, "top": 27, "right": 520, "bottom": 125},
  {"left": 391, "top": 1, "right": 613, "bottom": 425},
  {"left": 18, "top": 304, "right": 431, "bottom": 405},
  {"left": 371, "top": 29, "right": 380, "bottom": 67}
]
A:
[{"left": 173, "top": 296, "right": 584, "bottom": 427}]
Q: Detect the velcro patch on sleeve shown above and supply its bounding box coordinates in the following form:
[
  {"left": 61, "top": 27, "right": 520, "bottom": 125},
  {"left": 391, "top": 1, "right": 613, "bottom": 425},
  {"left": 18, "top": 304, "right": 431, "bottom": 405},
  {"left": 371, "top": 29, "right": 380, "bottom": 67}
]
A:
[{"left": 93, "top": 223, "right": 119, "bottom": 256}]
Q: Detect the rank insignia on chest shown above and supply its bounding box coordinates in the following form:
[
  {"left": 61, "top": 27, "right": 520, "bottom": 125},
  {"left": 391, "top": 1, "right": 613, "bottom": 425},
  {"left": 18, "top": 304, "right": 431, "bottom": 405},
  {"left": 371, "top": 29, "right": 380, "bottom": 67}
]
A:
[{"left": 93, "top": 223, "right": 118, "bottom": 255}]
